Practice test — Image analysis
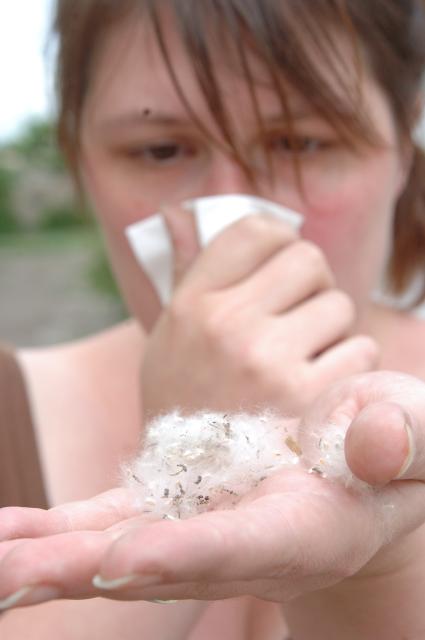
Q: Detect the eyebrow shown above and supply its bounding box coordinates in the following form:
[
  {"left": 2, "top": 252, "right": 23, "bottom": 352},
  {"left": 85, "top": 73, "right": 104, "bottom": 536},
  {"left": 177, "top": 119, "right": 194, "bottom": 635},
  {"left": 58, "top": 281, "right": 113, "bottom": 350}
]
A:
[
  {"left": 97, "top": 111, "right": 196, "bottom": 133},
  {"left": 97, "top": 105, "right": 320, "bottom": 134}
]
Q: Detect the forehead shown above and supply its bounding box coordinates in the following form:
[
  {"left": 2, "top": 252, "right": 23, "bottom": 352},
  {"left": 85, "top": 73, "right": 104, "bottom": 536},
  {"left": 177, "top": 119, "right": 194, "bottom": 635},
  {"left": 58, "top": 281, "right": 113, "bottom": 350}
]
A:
[
  {"left": 81, "top": 8, "right": 390, "bottom": 143},
  {"left": 84, "top": 13, "right": 284, "bottom": 126}
]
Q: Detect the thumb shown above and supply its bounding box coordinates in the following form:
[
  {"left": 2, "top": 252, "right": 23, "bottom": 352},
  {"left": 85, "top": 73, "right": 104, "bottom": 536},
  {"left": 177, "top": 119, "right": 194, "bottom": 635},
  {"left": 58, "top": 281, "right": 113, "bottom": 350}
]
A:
[
  {"left": 161, "top": 203, "right": 200, "bottom": 288},
  {"left": 297, "top": 372, "right": 425, "bottom": 487},
  {"left": 344, "top": 401, "right": 416, "bottom": 485}
]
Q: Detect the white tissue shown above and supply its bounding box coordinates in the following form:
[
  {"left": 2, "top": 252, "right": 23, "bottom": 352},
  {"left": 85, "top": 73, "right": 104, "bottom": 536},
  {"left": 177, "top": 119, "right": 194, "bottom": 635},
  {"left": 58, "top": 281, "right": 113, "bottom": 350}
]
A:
[{"left": 125, "top": 194, "right": 303, "bottom": 305}]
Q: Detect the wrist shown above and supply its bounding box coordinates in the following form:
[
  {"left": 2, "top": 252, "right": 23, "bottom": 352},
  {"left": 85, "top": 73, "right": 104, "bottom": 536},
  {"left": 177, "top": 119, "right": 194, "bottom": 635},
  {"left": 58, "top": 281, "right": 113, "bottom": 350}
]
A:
[{"left": 284, "top": 524, "right": 425, "bottom": 640}]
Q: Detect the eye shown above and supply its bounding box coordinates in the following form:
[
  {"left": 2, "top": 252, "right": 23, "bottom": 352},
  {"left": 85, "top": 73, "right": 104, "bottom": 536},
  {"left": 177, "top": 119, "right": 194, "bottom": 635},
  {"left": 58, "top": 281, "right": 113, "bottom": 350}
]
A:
[
  {"left": 267, "top": 135, "right": 324, "bottom": 155},
  {"left": 126, "top": 142, "right": 196, "bottom": 165}
]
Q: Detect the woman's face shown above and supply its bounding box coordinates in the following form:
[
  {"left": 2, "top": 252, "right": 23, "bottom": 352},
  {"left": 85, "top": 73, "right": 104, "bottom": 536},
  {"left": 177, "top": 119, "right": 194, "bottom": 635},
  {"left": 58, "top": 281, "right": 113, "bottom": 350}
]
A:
[{"left": 80, "top": 14, "right": 410, "bottom": 328}]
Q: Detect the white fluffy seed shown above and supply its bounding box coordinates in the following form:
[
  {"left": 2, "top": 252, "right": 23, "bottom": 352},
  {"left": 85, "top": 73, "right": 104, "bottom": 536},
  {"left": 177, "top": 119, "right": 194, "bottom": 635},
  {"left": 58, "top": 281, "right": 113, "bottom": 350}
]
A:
[{"left": 121, "top": 411, "right": 370, "bottom": 519}]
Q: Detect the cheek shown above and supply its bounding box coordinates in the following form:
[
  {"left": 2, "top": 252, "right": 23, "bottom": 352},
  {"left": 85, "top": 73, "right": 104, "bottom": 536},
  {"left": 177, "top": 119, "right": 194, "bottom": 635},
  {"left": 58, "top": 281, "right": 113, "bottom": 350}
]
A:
[
  {"left": 81, "top": 152, "right": 160, "bottom": 236},
  {"left": 300, "top": 153, "right": 400, "bottom": 273},
  {"left": 81, "top": 152, "right": 164, "bottom": 327},
  {"left": 303, "top": 184, "right": 373, "bottom": 259}
]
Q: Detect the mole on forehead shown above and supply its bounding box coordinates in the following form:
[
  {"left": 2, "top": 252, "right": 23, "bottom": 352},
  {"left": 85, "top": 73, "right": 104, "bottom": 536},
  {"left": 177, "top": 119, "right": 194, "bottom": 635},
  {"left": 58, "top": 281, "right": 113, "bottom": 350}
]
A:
[
  {"left": 96, "top": 104, "right": 320, "bottom": 134},
  {"left": 98, "top": 111, "right": 191, "bottom": 130}
]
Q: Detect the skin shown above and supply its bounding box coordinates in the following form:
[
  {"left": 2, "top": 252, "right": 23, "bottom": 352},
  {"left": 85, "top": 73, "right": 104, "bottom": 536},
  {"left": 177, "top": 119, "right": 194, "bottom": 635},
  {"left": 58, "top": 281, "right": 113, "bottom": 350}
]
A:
[
  {"left": 2, "top": 10, "right": 425, "bottom": 640},
  {"left": 80, "top": 16, "right": 406, "bottom": 327}
]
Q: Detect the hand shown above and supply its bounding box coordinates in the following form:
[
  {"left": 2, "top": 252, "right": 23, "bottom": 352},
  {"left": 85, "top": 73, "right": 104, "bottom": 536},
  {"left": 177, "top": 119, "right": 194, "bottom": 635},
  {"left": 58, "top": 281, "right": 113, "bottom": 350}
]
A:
[
  {"left": 142, "top": 205, "right": 378, "bottom": 417},
  {"left": 1, "top": 371, "right": 425, "bottom": 613}
]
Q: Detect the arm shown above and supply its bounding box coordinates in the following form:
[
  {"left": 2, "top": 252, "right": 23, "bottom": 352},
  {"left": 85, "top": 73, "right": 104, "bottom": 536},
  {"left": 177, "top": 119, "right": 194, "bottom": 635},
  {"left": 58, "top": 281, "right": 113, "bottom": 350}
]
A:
[
  {"left": 0, "top": 491, "right": 208, "bottom": 638},
  {"left": 141, "top": 209, "right": 378, "bottom": 418},
  {"left": 1, "top": 371, "right": 425, "bottom": 640},
  {"left": 0, "top": 596, "right": 207, "bottom": 640}
]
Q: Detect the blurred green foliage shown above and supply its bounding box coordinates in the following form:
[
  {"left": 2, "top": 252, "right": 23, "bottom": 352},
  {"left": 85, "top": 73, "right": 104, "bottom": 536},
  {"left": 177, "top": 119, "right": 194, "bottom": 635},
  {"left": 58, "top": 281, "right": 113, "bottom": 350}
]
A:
[
  {"left": 0, "top": 118, "right": 123, "bottom": 302},
  {"left": 88, "top": 242, "right": 124, "bottom": 300},
  {"left": 38, "top": 203, "right": 93, "bottom": 231},
  {"left": 0, "top": 167, "right": 20, "bottom": 232},
  {"left": 1, "top": 117, "right": 92, "bottom": 230},
  {"left": 9, "top": 118, "right": 65, "bottom": 171}
]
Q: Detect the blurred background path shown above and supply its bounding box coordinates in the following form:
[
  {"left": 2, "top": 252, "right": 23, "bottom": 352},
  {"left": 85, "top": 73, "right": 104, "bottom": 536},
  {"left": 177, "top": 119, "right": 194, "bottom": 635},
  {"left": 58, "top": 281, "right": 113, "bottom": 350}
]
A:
[
  {"left": 0, "top": 231, "right": 126, "bottom": 347},
  {"left": 0, "top": 120, "right": 127, "bottom": 348}
]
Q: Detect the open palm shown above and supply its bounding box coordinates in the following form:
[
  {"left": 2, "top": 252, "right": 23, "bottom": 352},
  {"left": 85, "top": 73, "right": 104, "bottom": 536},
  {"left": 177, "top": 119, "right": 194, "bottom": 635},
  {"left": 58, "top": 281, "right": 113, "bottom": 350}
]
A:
[
  {"left": 1, "top": 371, "right": 425, "bottom": 610},
  {"left": 0, "top": 468, "right": 423, "bottom": 609}
]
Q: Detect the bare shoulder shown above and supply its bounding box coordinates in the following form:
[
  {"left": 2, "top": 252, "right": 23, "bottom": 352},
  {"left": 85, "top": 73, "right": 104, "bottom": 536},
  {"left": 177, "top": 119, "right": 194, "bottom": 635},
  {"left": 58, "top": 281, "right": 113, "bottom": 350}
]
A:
[
  {"left": 18, "top": 319, "right": 145, "bottom": 421},
  {"left": 19, "top": 317, "right": 144, "bottom": 372},
  {"left": 17, "top": 320, "right": 146, "bottom": 504}
]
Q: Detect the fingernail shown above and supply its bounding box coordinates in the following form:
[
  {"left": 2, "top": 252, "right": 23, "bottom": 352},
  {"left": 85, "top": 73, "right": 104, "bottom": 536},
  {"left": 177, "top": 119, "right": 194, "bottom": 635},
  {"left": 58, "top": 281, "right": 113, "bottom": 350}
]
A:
[
  {"left": 92, "top": 574, "right": 137, "bottom": 590},
  {"left": 0, "top": 585, "right": 61, "bottom": 610},
  {"left": 395, "top": 423, "right": 415, "bottom": 479},
  {"left": 181, "top": 199, "right": 195, "bottom": 213},
  {"left": 92, "top": 573, "right": 161, "bottom": 591}
]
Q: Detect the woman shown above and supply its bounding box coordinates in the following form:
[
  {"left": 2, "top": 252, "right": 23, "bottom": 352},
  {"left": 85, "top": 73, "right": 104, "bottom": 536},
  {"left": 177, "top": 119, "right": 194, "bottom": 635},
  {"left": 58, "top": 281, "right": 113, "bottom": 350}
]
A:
[{"left": 1, "top": 0, "right": 425, "bottom": 637}]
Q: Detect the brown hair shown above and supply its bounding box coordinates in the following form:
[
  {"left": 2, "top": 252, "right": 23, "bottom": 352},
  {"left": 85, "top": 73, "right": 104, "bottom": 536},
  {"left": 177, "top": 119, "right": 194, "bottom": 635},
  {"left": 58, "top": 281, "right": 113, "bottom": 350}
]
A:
[{"left": 53, "top": 0, "right": 425, "bottom": 305}]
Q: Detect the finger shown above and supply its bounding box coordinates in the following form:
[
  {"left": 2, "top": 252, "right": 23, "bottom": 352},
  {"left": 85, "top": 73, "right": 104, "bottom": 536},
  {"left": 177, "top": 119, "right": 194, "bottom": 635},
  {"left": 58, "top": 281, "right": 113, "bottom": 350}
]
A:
[
  {"left": 345, "top": 401, "right": 416, "bottom": 485},
  {"left": 312, "top": 335, "right": 380, "bottom": 383},
  {"left": 180, "top": 215, "right": 298, "bottom": 294},
  {"left": 0, "top": 509, "right": 163, "bottom": 610},
  {"left": 309, "top": 373, "right": 425, "bottom": 486},
  {"left": 231, "top": 240, "right": 334, "bottom": 315},
  {"left": 94, "top": 471, "right": 381, "bottom": 592},
  {"left": 161, "top": 204, "right": 200, "bottom": 287},
  {"left": 0, "top": 529, "right": 256, "bottom": 606},
  {"left": 97, "top": 507, "right": 289, "bottom": 588},
  {"left": 0, "top": 538, "right": 32, "bottom": 564},
  {"left": 95, "top": 473, "right": 425, "bottom": 604},
  {"left": 0, "top": 530, "right": 120, "bottom": 609},
  {"left": 276, "top": 289, "right": 356, "bottom": 359},
  {"left": 0, "top": 488, "right": 143, "bottom": 541},
  {"left": 93, "top": 577, "right": 271, "bottom": 602}
]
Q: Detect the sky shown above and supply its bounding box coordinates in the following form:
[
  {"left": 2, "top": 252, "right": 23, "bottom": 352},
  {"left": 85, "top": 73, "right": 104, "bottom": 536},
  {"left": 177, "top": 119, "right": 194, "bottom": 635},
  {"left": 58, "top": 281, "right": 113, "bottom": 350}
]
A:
[{"left": 0, "top": 0, "right": 54, "bottom": 142}]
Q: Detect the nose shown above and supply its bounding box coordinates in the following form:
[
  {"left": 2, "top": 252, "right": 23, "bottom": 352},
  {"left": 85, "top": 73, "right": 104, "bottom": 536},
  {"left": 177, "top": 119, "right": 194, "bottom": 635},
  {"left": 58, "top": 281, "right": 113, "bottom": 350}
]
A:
[{"left": 198, "top": 151, "right": 258, "bottom": 197}]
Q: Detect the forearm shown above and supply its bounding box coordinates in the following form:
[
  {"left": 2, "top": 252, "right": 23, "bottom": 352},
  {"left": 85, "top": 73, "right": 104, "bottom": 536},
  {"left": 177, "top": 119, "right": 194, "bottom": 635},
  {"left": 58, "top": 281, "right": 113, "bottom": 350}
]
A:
[{"left": 0, "top": 598, "right": 207, "bottom": 640}]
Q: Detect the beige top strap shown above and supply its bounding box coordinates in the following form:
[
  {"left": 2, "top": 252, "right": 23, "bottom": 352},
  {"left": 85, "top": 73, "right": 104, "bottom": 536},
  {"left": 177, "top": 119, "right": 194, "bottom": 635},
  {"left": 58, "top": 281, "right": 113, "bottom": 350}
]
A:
[{"left": 0, "top": 346, "right": 47, "bottom": 509}]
